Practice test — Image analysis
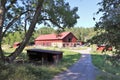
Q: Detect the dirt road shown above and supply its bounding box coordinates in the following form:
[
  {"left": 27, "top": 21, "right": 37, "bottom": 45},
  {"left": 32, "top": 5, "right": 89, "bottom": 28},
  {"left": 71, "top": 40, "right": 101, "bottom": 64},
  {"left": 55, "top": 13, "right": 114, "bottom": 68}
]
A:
[{"left": 53, "top": 48, "right": 99, "bottom": 80}]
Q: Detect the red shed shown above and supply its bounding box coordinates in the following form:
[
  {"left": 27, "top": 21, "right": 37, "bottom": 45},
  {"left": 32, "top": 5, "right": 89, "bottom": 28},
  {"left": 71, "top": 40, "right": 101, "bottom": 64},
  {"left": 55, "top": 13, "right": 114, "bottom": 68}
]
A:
[
  {"left": 35, "top": 32, "right": 78, "bottom": 47},
  {"left": 13, "top": 42, "right": 20, "bottom": 48},
  {"left": 97, "top": 45, "right": 112, "bottom": 52}
]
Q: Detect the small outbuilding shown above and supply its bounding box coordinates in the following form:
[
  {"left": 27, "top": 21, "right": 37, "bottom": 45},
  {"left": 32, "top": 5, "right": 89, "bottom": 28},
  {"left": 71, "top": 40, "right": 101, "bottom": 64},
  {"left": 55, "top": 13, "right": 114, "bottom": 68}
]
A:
[
  {"left": 13, "top": 42, "right": 20, "bottom": 48},
  {"left": 97, "top": 45, "right": 112, "bottom": 52},
  {"left": 27, "top": 49, "right": 63, "bottom": 63}
]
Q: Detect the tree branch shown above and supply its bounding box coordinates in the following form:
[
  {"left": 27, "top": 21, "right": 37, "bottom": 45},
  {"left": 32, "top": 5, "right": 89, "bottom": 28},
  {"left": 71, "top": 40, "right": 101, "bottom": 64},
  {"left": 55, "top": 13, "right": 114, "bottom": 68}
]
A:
[
  {"left": 2, "top": 10, "right": 32, "bottom": 38},
  {"left": 7, "top": 0, "right": 44, "bottom": 62},
  {"left": 42, "top": 18, "right": 64, "bottom": 29}
]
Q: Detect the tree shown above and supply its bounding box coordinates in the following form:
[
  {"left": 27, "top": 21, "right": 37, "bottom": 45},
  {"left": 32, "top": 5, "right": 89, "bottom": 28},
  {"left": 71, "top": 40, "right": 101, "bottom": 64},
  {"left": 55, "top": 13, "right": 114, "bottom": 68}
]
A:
[
  {"left": 92, "top": 0, "right": 120, "bottom": 64},
  {"left": 0, "top": 0, "right": 79, "bottom": 63},
  {"left": 3, "top": 31, "right": 24, "bottom": 46},
  {"left": 37, "top": 27, "right": 54, "bottom": 34}
]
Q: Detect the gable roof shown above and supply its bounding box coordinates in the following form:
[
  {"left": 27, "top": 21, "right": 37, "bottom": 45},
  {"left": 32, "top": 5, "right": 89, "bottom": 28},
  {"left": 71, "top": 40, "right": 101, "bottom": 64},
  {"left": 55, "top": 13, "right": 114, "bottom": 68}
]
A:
[{"left": 35, "top": 32, "right": 72, "bottom": 40}]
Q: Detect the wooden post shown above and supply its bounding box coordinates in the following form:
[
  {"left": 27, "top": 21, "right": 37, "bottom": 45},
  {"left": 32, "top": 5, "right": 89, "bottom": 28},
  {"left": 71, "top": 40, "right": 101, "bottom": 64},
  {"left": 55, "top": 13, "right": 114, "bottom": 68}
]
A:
[
  {"left": 55, "top": 55, "right": 59, "bottom": 64},
  {"left": 54, "top": 55, "right": 59, "bottom": 64},
  {"left": 42, "top": 57, "right": 44, "bottom": 65}
]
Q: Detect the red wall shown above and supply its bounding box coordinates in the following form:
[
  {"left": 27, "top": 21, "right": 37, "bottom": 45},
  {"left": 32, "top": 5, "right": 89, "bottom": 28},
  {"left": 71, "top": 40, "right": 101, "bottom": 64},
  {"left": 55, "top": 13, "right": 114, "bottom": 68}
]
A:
[
  {"left": 62, "top": 33, "right": 77, "bottom": 42},
  {"left": 35, "top": 39, "right": 63, "bottom": 46}
]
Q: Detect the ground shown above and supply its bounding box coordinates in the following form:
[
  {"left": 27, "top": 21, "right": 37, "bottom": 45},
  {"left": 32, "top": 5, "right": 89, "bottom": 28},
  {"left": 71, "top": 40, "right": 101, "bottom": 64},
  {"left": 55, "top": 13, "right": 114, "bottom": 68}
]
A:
[{"left": 53, "top": 48, "right": 100, "bottom": 80}]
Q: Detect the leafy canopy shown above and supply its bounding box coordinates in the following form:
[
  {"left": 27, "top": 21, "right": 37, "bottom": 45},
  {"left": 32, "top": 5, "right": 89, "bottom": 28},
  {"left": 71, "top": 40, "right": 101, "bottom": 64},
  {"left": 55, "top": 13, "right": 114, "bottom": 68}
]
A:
[
  {"left": 91, "top": 0, "right": 120, "bottom": 64},
  {"left": 0, "top": 0, "right": 79, "bottom": 62}
]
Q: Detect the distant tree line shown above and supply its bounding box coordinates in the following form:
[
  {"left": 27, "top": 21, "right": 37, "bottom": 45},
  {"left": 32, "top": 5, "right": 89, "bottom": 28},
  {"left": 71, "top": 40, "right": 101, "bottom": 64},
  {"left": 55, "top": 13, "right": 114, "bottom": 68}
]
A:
[{"left": 2, "top": 26, "right": 96, "bottom": 46}]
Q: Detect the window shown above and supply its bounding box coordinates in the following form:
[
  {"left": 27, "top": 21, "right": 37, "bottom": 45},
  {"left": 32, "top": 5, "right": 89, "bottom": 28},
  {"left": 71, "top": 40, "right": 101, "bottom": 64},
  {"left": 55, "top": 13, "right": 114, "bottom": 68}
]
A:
[{"left": 68, "top": 38, "right": 72, "bottom": 42}]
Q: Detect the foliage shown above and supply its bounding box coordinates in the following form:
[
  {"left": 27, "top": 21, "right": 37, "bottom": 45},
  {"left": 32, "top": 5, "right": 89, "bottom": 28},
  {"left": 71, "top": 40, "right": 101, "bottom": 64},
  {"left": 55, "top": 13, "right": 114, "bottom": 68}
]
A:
[
  {"left": 0, "top": 0, "right": 79, "bottom": 62},
  {"left": 42, "top": 0, "right": 79, "bottom": 29},
  {"left": 33, "top": 26, "right": 55, "bottom": 38},
  {"left": 92, "top": 53, "right": 120, "bottom": 80},
  {"left": 90, "top": 0, "right": 120, "bottom": 63},
  {"left": 2, "top": 31, "right": 24, "bottom": 46}
]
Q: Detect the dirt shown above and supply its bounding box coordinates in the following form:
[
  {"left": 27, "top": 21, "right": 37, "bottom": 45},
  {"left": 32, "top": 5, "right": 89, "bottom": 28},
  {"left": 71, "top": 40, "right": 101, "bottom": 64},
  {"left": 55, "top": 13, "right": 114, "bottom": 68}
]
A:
[{"left": 53, "top": 48, "right": 99, "bottom": 80}]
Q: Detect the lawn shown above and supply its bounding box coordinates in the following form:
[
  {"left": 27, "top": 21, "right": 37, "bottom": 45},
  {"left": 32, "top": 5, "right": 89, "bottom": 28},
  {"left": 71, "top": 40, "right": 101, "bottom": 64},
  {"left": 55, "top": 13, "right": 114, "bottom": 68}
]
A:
[
  {"left": 91, "top": 51, "right": 120, "bottom": 80},
  {"left": 0, "top": 47, "right": 81, "bottom": 80}
]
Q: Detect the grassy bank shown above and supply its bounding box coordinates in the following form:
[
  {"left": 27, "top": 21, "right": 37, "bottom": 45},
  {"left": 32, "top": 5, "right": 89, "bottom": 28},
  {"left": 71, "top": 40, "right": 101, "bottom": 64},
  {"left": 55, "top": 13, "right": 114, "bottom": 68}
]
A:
[
  {"left": 92, "top": 52, "right": 120, "bottom": 80},
  {"left": 0, "top": 47, "right": 80, "bottom": 80}
]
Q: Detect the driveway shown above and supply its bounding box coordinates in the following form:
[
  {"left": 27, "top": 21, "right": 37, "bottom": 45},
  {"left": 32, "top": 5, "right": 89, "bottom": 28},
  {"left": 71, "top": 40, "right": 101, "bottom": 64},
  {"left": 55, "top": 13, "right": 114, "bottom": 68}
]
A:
[{"left": 53, "top": 48, "right": 99, "bottom": 80}]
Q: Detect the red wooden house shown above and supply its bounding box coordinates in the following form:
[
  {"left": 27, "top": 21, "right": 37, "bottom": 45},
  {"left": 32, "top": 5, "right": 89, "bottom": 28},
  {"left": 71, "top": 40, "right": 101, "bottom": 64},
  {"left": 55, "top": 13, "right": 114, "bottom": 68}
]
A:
[{"left": 35, "top": 32, "right": 78, "bottom": 47}]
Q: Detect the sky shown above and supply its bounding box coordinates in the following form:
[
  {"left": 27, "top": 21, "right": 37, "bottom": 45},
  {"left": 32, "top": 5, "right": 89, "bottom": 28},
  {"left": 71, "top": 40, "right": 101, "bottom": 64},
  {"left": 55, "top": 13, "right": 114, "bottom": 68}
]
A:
[{"left": 66, "top": 0, "right": 102, "bottom": 27}]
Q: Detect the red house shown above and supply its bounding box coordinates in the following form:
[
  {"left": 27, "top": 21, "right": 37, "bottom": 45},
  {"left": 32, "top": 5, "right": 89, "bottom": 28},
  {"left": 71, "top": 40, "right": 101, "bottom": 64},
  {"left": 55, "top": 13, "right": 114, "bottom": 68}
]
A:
[{"left": 35, "top": 32, "right": 78, "bottom": 47}]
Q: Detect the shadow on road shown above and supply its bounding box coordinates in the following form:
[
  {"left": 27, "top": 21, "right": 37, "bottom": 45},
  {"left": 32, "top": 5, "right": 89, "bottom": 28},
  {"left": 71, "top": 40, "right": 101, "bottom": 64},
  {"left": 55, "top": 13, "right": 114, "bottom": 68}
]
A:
[{"left": 53, "top": 48, "right": 100, "bottom": 80}]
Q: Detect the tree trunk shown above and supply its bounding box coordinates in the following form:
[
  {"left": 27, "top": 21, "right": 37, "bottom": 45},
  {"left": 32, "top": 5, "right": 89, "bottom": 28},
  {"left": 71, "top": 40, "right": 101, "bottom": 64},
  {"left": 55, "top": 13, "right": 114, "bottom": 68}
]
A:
[
  {"left": 0, "top": 46, "right": 4, "bottom": 62},
  {"left": 24, "top": 18, "right": 27, "bottom": 34},
  {"left": 0, "top": 0, "right": 6, "bottom": 62},
  {"left": 7, "top": 0, "right": 44, "bottom": 63}
]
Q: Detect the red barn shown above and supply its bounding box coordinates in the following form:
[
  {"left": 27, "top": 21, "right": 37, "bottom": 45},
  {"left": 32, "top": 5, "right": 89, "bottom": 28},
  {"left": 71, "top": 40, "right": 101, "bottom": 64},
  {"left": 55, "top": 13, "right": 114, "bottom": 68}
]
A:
[{"left": 35, "top": 32, "right": 78, "bottom": 47}]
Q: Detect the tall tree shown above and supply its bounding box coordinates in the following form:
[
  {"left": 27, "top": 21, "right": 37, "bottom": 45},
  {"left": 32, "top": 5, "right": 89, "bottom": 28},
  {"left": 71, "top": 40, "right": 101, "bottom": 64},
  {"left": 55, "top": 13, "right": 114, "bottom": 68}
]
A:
[
  {"left": 93, "top": 0, "right": 120, "bottom": 64},
  {"left": 0, "top": 0, "right": 7, "bottom": 61},
  {"left": 0, "top": 0, "right": 79, "bottom": 63}
]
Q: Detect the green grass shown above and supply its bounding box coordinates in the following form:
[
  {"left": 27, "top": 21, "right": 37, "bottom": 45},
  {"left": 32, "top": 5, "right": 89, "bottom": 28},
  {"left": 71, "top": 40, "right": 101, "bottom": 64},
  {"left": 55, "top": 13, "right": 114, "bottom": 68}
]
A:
[
  {"left": 0, "top": 47, "right": 81, "bottom": 80},
  {"left": 34, "top": 46, "right": 89, "bottom": 51},
  {"left": 91, "top": 51, "right": 120, "bottom": 80}
]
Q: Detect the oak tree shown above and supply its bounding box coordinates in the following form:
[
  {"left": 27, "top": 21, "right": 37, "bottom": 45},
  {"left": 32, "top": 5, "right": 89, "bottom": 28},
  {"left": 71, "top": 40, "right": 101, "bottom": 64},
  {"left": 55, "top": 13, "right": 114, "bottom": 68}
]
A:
[{"left": 0, "top": 0, "right": 79, "bottom": 63}]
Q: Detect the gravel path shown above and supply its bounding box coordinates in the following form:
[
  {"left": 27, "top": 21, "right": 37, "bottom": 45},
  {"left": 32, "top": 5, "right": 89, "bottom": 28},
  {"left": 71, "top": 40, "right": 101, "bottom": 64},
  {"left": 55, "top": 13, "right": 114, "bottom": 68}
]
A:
[{"left": 53, "top": 48, "right": 99, "bottom": 80}]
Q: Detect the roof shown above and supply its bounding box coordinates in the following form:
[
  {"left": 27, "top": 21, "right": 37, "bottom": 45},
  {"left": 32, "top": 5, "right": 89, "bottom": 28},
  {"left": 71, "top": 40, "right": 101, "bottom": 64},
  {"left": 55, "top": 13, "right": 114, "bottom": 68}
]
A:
[
  {"left": 35, "top": 32, "right": 71, "bottom": 40},
  {"left": 14, "top": 42, "right": 20, "bottom": 45},
  {"left": 27, "top": 49, "right": 63, "bottom": 54}
]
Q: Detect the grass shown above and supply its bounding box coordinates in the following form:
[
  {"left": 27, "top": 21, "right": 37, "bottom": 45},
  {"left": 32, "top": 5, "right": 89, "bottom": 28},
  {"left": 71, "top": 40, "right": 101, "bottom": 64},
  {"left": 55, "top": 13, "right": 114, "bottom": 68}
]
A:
[
  {"left": 91, "top": 51, "right": 120, "bottom": 80},
  {"left": 0, "top": 47, "right": 81, "bottom": 80},
  {"left": 33, "top": 45, "right": 88, "bottom": 51}
]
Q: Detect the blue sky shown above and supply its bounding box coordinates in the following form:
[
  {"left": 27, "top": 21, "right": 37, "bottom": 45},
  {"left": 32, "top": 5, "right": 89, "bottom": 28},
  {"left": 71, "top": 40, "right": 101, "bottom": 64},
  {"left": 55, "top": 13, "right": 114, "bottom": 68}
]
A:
[{"left": 66, "top": 0, "right": 102, "bottom": 27}]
